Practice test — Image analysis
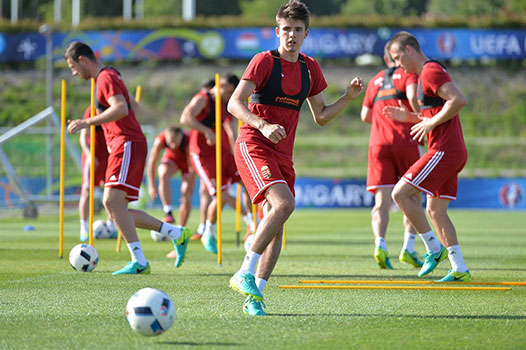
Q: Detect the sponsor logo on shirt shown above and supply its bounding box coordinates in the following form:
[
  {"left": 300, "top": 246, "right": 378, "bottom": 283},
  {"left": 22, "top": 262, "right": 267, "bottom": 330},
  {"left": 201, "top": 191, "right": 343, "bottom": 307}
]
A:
[{"left": 275, "top": 96, "right": 300, "bottom": 107}]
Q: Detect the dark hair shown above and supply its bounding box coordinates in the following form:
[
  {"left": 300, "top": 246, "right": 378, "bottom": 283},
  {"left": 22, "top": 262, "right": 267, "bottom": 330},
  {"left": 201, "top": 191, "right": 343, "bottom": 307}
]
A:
[
  {"left": 166, "top": 126, "right": 182, "bottom": 136},
  {"left": 63, "top": 41, "right": 97, "bottom": 62},
  {"left": 390, "top": 31, "right": 422, "bottom": 53},
  {"left": 223, "top": 72, "right": 240, "bottom": 88},
  {"left": 276, "top": 0, "right": 310, "bottom": 29},
  {"left": 201, "top": 78, "right": 215, "bottom": 90}
]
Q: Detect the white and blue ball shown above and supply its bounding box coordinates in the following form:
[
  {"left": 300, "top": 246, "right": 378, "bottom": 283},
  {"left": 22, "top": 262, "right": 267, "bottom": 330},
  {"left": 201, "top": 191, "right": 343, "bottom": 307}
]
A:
[
  {"left": 126, "top": 288, "right": 175, "bottom": 336},
  {"left": 69, "top": 244, "right": 99, "bottom": 272},
  {"left": 93, "top": 220, "right": 117, "bottom": 239}
]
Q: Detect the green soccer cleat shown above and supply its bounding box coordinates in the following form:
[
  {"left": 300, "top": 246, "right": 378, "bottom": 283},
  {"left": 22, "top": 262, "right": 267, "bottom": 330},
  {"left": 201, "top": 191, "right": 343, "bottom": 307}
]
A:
[
  {"left": 243, "top": 296, "right": 266, "bottom": 316},
  {"left": 399, "top": 249, "right": 424, "bottom": 267},
  {"left": 374, "top": 247, "right": 394, "bottom": 269},
  {"left": 201, "top": 234, "right": 218, "bottom": 254},
  {"left": 436, "top": 269, "right": 472, "bottom": 282},
  {"left": 173, "top": 226, "right": 192, "bottom": 268},
  {"left": 229, "top": 271, "right": 264, "bottom": 301},
  {"left": 418, "top": 245, "right": 448, "bottom": 277},
  {"left": 112, "top": 261, "right": 150, "bottom": 275}
]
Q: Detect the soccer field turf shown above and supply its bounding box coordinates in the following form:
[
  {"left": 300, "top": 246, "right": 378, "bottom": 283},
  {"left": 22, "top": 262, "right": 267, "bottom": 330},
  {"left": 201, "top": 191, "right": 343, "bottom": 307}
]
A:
[{"left": 1, "top": 209, "right": 525, "bottom": 350}]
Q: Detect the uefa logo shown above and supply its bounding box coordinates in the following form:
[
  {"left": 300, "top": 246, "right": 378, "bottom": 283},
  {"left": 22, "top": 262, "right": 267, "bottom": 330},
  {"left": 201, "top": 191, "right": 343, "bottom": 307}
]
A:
[
  {"left": 499, "top": 182, "right": 523, "bottom": 208},
  {"left": 437, "top": 33, "right": 456, "bottom": 56}
]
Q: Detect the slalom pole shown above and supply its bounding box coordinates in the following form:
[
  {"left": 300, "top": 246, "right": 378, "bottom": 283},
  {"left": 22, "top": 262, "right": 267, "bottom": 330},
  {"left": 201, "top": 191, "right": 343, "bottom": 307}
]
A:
[
  {"left": 116, "top": 84, "right": 142, "bottom": 253},
  {"left": 252, "top": 203, "right": 257, "bottom": 232},
  {"left": 59, "top": 80, "right": 66, "bottom": 258},
  {"left": 234, "top": 119, "right": 242, "bottom": 247},
  {"left": 88, "top": 78, "right": 96, "bottom": 247},
  {"left": 215, "top": 74, "right": 223, "bottom": 265},
  {"left": 298, "top": 280, "right": 526, "bottom": 286},
  {"left": 282, "top": 224, "right": 286, "bottom": 250}
]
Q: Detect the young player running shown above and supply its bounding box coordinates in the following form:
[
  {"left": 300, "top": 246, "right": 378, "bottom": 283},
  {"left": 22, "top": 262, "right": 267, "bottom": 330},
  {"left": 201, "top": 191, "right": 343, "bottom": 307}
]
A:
[{"left": 227, "top": 0, "right": 364, "bottom": 315}]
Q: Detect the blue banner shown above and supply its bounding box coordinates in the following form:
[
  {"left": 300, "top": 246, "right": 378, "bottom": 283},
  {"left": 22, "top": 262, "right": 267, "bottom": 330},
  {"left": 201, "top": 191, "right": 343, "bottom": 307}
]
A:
[
  {"left": 1, "top": 28, "right": 526, "bottom": 62},
  {"left": 1, "top": 176, "right": 524, "bottom": 211}
]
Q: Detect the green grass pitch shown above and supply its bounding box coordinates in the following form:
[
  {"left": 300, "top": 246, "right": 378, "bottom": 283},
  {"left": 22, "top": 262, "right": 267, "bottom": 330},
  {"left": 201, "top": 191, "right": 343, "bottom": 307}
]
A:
[{"left": 1, "top": 208, "right": 525, "bottom": 350}]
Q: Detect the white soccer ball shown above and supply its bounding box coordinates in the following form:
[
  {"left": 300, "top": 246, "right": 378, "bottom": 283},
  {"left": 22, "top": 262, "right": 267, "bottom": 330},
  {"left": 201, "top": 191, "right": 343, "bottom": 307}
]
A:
[
  {"left": 150, "top": 230, "right": 168, "bottom": 242},
  {"left": 93, "top": 220, "right": 117, "bottom": 239},
  {"left": 244, "top": 234, "right": 255, "bottom": 252},
  {"left": 69, "top": 244, "right": 99, "bottom": 272},
  {"left": 126, "top": 288, "right": 176, "bottom": 336}
]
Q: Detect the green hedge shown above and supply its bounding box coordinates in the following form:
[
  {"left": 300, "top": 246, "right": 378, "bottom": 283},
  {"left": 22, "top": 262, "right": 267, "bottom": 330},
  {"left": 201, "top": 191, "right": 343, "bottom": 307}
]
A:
[{"left": 1, "top": 14, "right": 526, "bottom": 33}]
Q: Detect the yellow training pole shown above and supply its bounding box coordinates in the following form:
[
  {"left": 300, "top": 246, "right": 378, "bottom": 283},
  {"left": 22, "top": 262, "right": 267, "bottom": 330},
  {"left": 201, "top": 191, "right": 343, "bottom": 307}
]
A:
[
  {"left": 252, "top": 203, "right": 257, "bottom": 232},
  {"left": 59, "top": 80, "right": 66, "bottom": 258},
  {"left": 88, "top": 78, "right": 96, "bottom": 247},
  {"left": 279, "top": 285, "right": 511, "bottom": 291},
  {"left": 215, "top": 74, "right": 222, "bottom": 265},
  {"left": 234, "top": 119, "right": 242, "bottom": 247},
  {"left": 299, "top": 280, "right": 526, "bottom": 286},
  {"left": 116, "top": 84, "right": 142, "bottom": 253}
]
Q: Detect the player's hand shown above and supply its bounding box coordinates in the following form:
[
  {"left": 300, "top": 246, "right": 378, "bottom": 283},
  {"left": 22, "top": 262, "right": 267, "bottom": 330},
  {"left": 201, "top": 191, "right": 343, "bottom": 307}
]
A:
[
  {"left": 383, "top": 100, "right": 411, "bottom": 122},
  {"left": 346, "top": 77, "right": 364, "bottom": 100},
  {"left": 67, "top": 119, "right": 89, "bottom": 134},
  {"left": 204, "top": 128, "right": 216, "bottom": 146},
  {"left": 410, "top": 117, "right": 434, "bottom": 143},
  {"left": 148, "top": 185, "right": 157, "bottom": 200},
  {"left": 260, "top": 123, "right": 286, "bottom": 144}
]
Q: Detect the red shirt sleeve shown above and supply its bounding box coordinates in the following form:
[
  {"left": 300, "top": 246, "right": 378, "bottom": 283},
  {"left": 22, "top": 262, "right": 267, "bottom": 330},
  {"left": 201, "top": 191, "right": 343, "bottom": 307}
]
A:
[
  {"left": 157, "top": 131, "right": 166, "bottom": 147},
  {"left": 97, "top": 70, "right": 127, "bottom": 107},
  {"left": 82, "top": 106, "right": 91, "bottom": 120},
  {"left": 421, "top": 63, "right": 452, "bottom": 96},
  {"left": 405, "top": 72, "right": 418, "bottom": 86},
  {"left": 305, "top": 57, "right": 328, "bottom": 97},
  {"left": 241, "top": 52, "right": 273, "bottom": 89}
]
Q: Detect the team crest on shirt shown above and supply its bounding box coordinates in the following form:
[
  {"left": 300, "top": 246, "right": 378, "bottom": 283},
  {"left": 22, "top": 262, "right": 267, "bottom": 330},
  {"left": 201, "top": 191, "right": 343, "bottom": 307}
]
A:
[{"left": 261, "top": 165, "right": 271, "bottom": 179}]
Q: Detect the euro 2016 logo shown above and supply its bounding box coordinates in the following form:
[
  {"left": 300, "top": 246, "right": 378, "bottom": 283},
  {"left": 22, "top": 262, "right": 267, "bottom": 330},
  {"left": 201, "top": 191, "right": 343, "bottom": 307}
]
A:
[
  {"left": 261, "top": 165, "right": 271, "bottom": 179},
  {"left": 499, "top": 183, "right": 523, "bottom": 209}
]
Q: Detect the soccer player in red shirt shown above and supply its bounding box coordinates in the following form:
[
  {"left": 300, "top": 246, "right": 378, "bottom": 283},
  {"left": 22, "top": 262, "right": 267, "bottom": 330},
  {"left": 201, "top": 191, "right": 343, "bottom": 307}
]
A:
[
  {"left": 78, "top": 106, "right": 117, "bottom": 241},
  {"left": 227, "top": 0, "right": 364, "bottom": 315},
  {"left": 180, "top": 73, "right": 254, "bottom": 255},
  {"left": 64, "top": 42, "right": 192, "bottom": 274},
  {"left": 147, "top": 127, "right": 195, "bottom": 226},
  {"left": 360, "top": 42, "right": 423, "bottom": 270},
  {"left": 383, "top": 31, "right": 471, "bottom": 282}
]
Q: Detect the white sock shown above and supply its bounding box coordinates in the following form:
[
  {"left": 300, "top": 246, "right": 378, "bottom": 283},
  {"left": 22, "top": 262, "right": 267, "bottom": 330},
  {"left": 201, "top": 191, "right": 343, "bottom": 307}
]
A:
[
  {"left": 197, "top": 223, "right": 205, "bottom": 235},
  {"left": 243, "top": 213, "right": 255, "bottom": 233},
  {"left": 204, "top": 220, "right": 216, "bottom": 237},
  {"left": 419, "top": 230, "right": 441, "bottom": 253},
  {"left": 375, "top": 237, "right": 388, "bottom": 252},
  {"left": 163, "top": 205, "right": 173, "bottom": 214},
  {"left": 447, "top": 245, "right": 468, "bottom": 273},
  {"left": 80, "top": 220, "right": 89, "bottom": 235},
  {"left": 255, "top": 278, "right": 267, "bottom": 293},
  {"left": 127, "top": 241, "right": 148, "bottom": 266},
  {"left": 239, "top": 250, "right": 261, "bottom": 275},
  {"left": 159, "top": 222, "right": 182, "bottom": 240},
  {"left": 402, "top": 232, "right": 417, "bottom": 253}
]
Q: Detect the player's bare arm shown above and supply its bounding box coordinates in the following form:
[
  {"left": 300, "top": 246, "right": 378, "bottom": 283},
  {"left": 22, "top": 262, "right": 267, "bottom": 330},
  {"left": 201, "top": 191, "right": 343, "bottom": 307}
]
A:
[
  {"left": 307, "top": 77, "right": 364, "bottom": 126},
  {"left": 79, "top": 128, "right": 90, "bottom": 157},
  {"left": 147, "top": 137, "right": 163, "bottom": 200},
  {"left": 67, "top": 94, "right": 129, "bottom": 134},
  {"left": 180, "top": 94, "right": 216, "bottom": 145},
  {"left": 405, "top": 83, "right": 419, "bottom": 113},
  {"left": 228, "top": 79, "right": 286, "bottom": 144},
  {"left": 360, "top": 106, "right": 372, "bottom": 124},
  {"left": 410, "top": 81, "right": 467, "bottom": 142},
  {"left": 223, "top": 119, "right": 236, "bottom": 154},
  {"left": 130, "top": 98, "right": 141, "bottom": 118}
]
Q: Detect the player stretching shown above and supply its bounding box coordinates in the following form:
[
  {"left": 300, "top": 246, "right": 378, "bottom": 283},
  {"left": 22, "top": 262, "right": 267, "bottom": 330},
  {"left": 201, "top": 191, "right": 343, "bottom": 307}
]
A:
[
  {"left": 227, "top": 0, "right": 364, "bottom": 316},
  {"left": 384, "top": 31, "right": 471, "bottom": 282},
  {"left": 64, "top": 41, "right": 192, "bottom": 274},
  {"left": 360, "top": 42, "right": 422, "bottom": 269}
]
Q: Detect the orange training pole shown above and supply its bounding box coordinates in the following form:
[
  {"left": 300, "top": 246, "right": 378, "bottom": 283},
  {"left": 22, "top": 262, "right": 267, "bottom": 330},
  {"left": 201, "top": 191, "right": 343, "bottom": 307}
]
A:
[
  {"left": 59, "top": 80, "right": 66, "bottom": 258},
  {"left": 215, "top": 74, "right": 222, "bottom": 265}
]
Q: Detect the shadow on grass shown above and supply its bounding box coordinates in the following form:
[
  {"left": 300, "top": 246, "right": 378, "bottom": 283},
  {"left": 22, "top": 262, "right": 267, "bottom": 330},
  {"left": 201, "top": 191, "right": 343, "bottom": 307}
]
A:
[
  {"left": 159, "top": 341, "right": 243, "bottom": 346},
  {"left": 266, "top": 313, "right": 526, "bottom": 321}
]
